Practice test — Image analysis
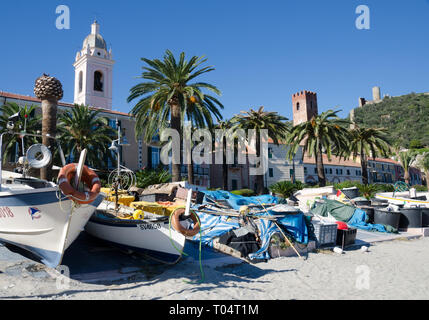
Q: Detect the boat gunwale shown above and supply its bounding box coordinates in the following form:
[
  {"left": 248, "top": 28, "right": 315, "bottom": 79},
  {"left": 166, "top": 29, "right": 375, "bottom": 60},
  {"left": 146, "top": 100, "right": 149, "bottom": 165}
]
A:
[
  {"left": 92, "top": 210, "right": 169, "bottom": 227},
  {"left": 0, "top": 186, "right": 59, "bottom": 197}
]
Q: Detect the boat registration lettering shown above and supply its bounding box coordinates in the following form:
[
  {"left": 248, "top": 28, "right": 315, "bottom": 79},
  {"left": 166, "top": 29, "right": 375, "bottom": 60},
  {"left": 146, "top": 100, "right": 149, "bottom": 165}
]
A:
[
  {"left": 0, "top": 207, "right": 14, "bottom": 218},
  {"left": 139, "top": 223, "right": 161, "bottom": 231}
]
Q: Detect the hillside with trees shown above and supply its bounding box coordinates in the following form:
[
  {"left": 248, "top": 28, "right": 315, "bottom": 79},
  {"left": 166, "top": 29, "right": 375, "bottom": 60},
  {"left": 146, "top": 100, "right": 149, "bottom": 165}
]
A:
[{"left": 353, "top": 93, "right": 429, "bottom": 149}]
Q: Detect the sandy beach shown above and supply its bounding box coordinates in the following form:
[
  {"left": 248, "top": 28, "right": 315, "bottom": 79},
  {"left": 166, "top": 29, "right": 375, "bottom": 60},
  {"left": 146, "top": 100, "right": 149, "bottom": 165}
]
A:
[{"left": 0, "top": 236, "right": 428, "bottom": 301}]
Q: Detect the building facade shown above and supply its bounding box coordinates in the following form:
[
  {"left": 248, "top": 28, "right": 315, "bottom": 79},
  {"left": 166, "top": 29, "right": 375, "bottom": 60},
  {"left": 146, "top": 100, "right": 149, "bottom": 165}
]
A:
[
  {"left": 265, "top": 143, "right": 305, "bottom": 187},
  {"left": 303, "top": 154, "right": 362, "bottom": 184}
]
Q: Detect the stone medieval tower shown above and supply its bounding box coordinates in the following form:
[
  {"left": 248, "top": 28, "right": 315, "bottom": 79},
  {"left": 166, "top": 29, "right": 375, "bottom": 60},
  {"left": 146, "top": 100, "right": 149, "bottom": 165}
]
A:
[{"left": 292, "top": 90, "right": 318, "bottom": 126}]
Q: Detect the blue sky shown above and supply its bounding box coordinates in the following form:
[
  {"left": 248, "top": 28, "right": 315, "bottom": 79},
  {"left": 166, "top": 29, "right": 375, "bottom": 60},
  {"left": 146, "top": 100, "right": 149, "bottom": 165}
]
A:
[{"left": 1, "top": 0, "right": 429, "bottom": 121}]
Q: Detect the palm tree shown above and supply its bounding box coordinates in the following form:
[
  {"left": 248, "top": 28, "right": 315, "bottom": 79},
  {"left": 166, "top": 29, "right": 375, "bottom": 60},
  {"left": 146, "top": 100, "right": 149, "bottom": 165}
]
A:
[
  {"left": 57, "top": 105, "right": 116, "bottom": 169},
  {"left": 231, "top": 107, "right": 289, "bottom": 195},
  {"left": 0, "top": 103, "right": 41, "bottom": 163},
  {"left": 127, "top": 50, "right": 224, "bottom": 182},
  {"left": 34, "top": 74, "right": 63, "bottom": 181},
  {"left": 344, "top": 126, "right": 391, "bottom": 185},
  {"left": 214, "top": 120, "right": 234, "bottom": 190},
  {"left": 287, "top": 110, "right": 350, "bottom": 187},
  {"left": 397, "top": 150, "right": 416, "bottom": 185}
]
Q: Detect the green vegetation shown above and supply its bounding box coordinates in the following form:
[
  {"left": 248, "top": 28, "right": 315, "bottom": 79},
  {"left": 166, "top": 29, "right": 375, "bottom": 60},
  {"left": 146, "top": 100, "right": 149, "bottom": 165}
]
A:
[
  {"left": 127, "top": 50, "right": 224, "bottom": 183},
  {"left": 334, "top": 181, "right": 395, "bottom": 198},
  {"left": 57, "top": 105, "right": 116, "bottom": 169},
  {"left": 373, "top": 183, "right": 395, "bottom": 193},
  {"left": 395, "top": 150, "right": 417, "bottom": 185},
  {"left": 135, "top": 169, "right": 172, "bottom": 189},
  {"left": 230, "top": 189, "right": 256, "bottom": 197},
  {"left": 269, "top": 181, "right": 304, "bottom": 199},
  {"left": 0, "top": 103, "right": 41, "bottom": 164},
  {"left": 333, "top": 181, "right": 362, "bottom": 190},
  {"left": 342, "top": 126, "right": 391, "bottom": 184},
  {"left": 412, "top": 185, "right": 428, "bottom": 192},
  {"left": 287, "top": 110, "right": 350, "bottom": 187},
  {"left": 357, "top": 184, "right": 378, "bottom": 200},
  {"left": 354, "top": 93, "right": 429, "bottom": 148},
  {"left": 231, "top": 107, "right": 289, "bottom": 194},
  {"left": 422, "top": 153, "right": 429, "bottom": 191}
]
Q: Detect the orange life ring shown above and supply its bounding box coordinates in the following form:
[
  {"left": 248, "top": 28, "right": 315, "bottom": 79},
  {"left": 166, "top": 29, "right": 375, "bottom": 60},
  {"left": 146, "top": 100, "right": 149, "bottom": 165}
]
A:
[
  {"left": 171, "top": 208, "right": 201, "bottom": 237},
  {"left": 58, "top": 164, "right": 101, "bottom": 205}
]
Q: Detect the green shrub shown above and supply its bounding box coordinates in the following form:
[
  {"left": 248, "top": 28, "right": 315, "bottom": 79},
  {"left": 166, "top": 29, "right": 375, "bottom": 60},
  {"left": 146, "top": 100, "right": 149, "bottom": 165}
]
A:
[
  {"left": 374, "top": 183, "right": 395, "bottom": 193},
  {"left": 357, "top": 184, "right": 378, "bottom": 200},
  {"left": 269, "top": 181, "right": 304, "bottom": 199},
  {"left": 135, "top": 169, "right": 172, "bottom": 189},
  {"left": 230, "top": 189, "right": 256, "bottom": 197},
  {"left": 303, "top": 182, "right": 334, "bottom": 188},
  {"left": 334, "top": 181, "right": 362, "bottom": 190},
  {"left": 412, "top": 185, "right": 428, "bottom": 192}
]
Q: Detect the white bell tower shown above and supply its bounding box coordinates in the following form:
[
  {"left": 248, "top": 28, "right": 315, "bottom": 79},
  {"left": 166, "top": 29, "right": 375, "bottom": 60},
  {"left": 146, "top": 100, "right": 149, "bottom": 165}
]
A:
[{"left": 73, "top": 21, "right": 115, "bottom": 110}]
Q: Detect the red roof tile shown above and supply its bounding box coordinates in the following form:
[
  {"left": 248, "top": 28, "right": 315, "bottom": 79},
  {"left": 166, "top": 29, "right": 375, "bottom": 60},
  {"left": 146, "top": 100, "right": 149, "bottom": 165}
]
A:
[{"left": 0, "top": 91, "right": 131, "bottom": 117}]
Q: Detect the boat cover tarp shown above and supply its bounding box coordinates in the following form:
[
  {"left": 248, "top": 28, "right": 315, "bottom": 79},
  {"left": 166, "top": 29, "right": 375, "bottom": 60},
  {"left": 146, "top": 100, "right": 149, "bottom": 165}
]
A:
[
  {"left": 310, "top": 200, "right": 396, "bottom": 233},
  {"left": 191, "top": 191, "right": 308, "bottom": 261},
  {"left": 203, "top": 190, "right": 279, "bottom": 210}
]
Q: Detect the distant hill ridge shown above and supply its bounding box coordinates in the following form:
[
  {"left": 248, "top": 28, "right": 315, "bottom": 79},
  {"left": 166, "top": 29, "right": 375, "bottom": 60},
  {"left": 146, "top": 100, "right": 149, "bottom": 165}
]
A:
[{"left": 353, "top": 92, "right": 429, "bottom": 148}]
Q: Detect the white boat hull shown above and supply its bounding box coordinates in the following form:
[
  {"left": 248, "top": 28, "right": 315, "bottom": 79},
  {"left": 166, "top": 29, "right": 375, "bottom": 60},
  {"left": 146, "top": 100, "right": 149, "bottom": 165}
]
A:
[
  {"left": 85, "top": 211, "right": 186, "bottom": 264},
  {"left": 376, "top": 192, "right": 429, "bottom": 207},
  {"left": 0, "top": 186, "right": 102, "bottom": 268}
]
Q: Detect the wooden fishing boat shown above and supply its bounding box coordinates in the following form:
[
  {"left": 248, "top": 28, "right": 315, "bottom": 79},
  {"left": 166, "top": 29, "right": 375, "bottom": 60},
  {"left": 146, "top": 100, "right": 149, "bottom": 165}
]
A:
[{"left": 0, "top": 129, "right": 102, "bottom": 268}]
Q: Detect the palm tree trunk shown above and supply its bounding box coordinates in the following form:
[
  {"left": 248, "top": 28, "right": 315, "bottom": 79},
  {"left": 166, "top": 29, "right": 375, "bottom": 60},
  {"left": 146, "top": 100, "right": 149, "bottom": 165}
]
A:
[
  {"left": 41, "top": 99, "right": 57, "bottom": 181},
  {"left": 170, "top": 98, "right": 182, "bottom": 182},
  {"left": 256, "top": 132, "right": 264, "bottom": 195},
  {"left": 222, "top": 140, "right": 228, "bottom": 190},
  {"left": 426, "top": 170, "right": 429, "bottom": 192},
  {"left": 188, "top": 162, "right": 194, "bottom": 185},
  {"left": 404, "top": 170, "right": 410, "bottom": 185},
  {"left": 316, "top": 144, "right": 326, "bottom": 187},
  {"left": 361, "top": 151, "right": 369, "bottom": 185}
]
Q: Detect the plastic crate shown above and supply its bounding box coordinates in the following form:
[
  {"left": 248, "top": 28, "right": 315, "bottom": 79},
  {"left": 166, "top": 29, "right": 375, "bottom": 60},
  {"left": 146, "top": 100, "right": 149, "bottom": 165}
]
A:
[
  {"left": 312, "top": 221, "right": 338, "bottom": 247},
  {"left": 336, "top": 228, "right": 357, "bottom": 248}
]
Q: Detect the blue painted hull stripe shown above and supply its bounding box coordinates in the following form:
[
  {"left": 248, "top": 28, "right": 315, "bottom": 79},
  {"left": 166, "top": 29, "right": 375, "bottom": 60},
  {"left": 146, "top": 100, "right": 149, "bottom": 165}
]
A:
[
  {"left": 0, "top": 190, "right": 62, "bottom": 207},
  {"left": 0, "top": 190, "right": 102, "bottom": 208},
  {"left": 90, "top": 216, "right": 168, "bottom": 228},
  {"left": 90, "top": 218, "right": 139, "bottom": 228}
]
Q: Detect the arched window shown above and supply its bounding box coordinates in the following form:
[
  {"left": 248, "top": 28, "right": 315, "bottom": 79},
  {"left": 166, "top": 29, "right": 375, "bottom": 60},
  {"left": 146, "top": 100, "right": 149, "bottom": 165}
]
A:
[
  {"left": 94, "top": 71, "right": 104, "bottom": 92},
  {"left": 78, "top": 71, "right": 83, "bottom": 93},
  {"left": 296, "top": 102, "right": 300, "bottom": 111}
]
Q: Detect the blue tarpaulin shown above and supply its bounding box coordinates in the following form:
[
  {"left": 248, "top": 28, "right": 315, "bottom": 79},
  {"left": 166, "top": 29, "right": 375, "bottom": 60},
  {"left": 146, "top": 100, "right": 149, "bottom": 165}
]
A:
[
  {"left": 348, "top": 208, "right": 394, "bottom": 233},
  {"left": 191, "top": 191, "right": 308, "bottom": 261},
  {"left": 203, "top": 190, "right": 279, "bottom": 210}
]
